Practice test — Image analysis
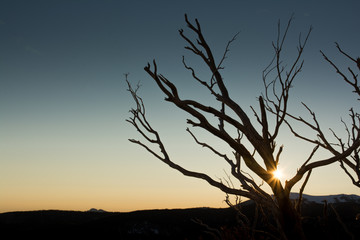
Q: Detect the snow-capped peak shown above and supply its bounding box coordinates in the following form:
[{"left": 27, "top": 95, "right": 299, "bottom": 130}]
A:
[{"left": 290, "top": 193, "right": 360, "bottom": 204}]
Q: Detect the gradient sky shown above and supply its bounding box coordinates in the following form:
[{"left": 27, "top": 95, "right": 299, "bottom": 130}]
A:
[{"left": 1, "top": 0, "right": 360, "bottom": 213}]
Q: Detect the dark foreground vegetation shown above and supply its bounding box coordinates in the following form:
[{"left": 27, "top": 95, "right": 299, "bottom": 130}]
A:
[{"left": 1, "top": 199, "right": 360, "bottom": 240}]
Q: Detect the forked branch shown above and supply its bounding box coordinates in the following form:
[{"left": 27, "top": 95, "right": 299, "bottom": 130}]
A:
[{"left": 127, "top": 15, "right": 358, "bottom": 240}]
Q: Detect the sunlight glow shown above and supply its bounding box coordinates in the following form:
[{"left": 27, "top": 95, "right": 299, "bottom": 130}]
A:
[{"left": 273, "top": 169, "right": 283, "bottom": 180}]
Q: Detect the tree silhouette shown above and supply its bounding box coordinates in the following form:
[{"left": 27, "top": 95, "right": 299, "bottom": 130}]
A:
[
  {"left": 126, "top": 15, "right": 360, "bottom": 240},
  {"left": 320, "top": 43, "right": 360, "bottom": 188}
]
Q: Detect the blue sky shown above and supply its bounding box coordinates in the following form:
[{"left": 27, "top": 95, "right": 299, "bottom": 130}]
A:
[{"left": 1, "top": 0, "right": 359, "bottom": 212}]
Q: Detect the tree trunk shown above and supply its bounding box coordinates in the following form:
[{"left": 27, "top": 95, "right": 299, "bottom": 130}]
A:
[{"left": 277, "top": 195, "right": 306, "bottom": 240}]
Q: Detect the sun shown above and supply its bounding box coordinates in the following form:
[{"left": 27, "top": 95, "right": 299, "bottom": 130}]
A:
[{"left": 273, "top": 169, "right": 283, "bottom": 180}]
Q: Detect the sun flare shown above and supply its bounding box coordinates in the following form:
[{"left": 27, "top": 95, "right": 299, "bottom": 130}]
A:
[{"left": 273, "top": 169, "right": 283, "bottom": 180}]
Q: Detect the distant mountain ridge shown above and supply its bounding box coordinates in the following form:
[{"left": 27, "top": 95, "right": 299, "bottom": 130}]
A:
[
  {"left": 87, "top": 208, "right": 107, "bottom": 213},
  {"left": 241, "top": 193, "right": 360, "bottom": 206},
  {"left": 289, "top": 193, "right": 360, "bottom": 204}
]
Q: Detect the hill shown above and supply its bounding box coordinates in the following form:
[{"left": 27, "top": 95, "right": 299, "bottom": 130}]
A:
[
  {"left": 0, "top": 208, "right": 237, "bottom": 239},
  {"left": 1, "top": 194, "right": 360, "bottom": 239}
]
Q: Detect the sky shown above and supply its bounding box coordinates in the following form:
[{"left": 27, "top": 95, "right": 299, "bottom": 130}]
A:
[{"left": 1, "top": 0, "right": 360, "bottom": 213}]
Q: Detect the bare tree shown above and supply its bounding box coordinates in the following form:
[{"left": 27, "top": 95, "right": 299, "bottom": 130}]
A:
[
  {"left": 319, "top": 43, "right": 360, "bottom": 188},
  {"left": 126, "top": 15, "right": 360, "bottom": 240}
]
